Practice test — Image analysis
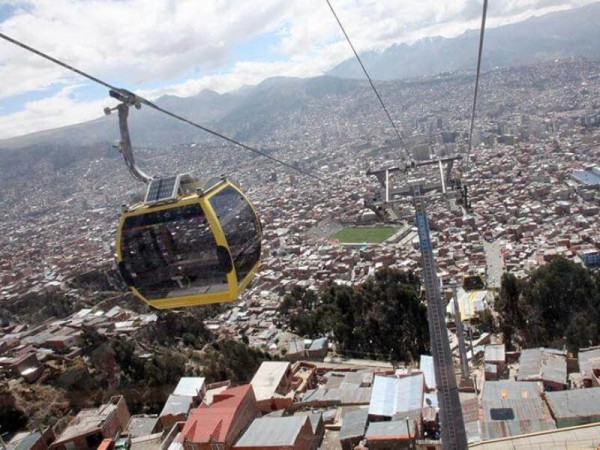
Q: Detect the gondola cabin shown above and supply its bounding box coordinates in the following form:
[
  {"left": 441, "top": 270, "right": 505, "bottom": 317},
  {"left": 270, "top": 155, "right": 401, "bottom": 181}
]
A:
[{"left": 116, "top": 174, "right": 261, "bottom": 309}]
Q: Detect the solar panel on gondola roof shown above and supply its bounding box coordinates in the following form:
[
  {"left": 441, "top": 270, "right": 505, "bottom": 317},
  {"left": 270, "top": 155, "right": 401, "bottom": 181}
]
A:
[{"left": 144, "top": 175, "right": 180, "bottom": 204}]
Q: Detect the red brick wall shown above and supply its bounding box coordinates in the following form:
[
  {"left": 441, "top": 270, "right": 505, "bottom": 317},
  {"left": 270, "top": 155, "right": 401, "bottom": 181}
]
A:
[
  {"left": 102, "top": 397, "right": 131, "bottom": 439},
  {"left": 225, "top": 390, "right": 260, "bottom": 448},
  {"left": 28, "top": 436, "right": 49, "bottom": 450},
  {"left": 294, "top": 419, "right": 317, "bottom": 450}
]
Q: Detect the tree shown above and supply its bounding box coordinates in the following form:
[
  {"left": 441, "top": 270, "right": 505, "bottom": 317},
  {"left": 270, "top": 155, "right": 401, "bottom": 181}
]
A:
[
  {"left": 496, "top": 257, "right": 600, "bottom": 352},
  {"left": 200, "top": 339, "right": 272, "bottom": 383},
  {"left": 565, "top": 312, "right": 599, "bottom": 350},
  {"left": 280, "top": 286, "right": 318, "bottom": 314},
  {"left": 495, "top": 273, "right": 524, "bottom": 349},
  {"left": 477, "top": 308, "right": 496, "bottom": 333},
  {"left": 521, "top": 258, "right": 600, "bottom": 350},
  {"left": 81, "top": 325, "right": 106, "bottom": 355},
  {"left": 282, "top": 268, "right": 429, "bottom": 362},
  {"left": 134, "top": 310, "right": 214, "bottom": 349}
]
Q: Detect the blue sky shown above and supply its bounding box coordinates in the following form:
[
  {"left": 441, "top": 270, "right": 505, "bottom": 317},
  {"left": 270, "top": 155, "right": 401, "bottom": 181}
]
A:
[{"left": 0, "top": 0, "right": 597, "bottom": 140}]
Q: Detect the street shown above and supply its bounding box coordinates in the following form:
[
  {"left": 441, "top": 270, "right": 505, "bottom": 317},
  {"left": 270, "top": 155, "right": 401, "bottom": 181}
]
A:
[{"left": 483, "top": 240, "right": 505, "bottom": 290}]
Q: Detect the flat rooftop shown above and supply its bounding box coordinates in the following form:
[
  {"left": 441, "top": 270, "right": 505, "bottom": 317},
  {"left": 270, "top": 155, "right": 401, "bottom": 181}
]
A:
[
  {"left": 250, "top": 361, "right": 290, "bottom": 402},
  {"left": 55, "top": 400, "right": 119, "bottom": 443}
]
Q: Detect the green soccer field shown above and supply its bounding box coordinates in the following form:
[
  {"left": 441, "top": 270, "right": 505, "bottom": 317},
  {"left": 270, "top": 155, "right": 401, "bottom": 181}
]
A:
[{"left": 333, "top": 226, "right": 398, "bottom": 243}]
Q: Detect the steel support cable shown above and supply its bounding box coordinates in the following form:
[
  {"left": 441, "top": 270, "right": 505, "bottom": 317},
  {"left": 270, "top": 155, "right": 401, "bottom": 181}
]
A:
[
  {"left": 324, "top": 0, "right": 412, "bottom": 162},
  {"left": 0, "top": 32, "right": 327, "bottom": 184},
  {"left": 465, "top": 0, "right": 489, "bottom": 171}
]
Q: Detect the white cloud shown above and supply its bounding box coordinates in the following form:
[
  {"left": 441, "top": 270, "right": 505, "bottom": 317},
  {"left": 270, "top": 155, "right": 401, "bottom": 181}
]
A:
[
  {"left": 137, "top": 41, "right": 351, "bottom": 98},
  {"left": 0, "top": 85, "right": 111, "bottom": 138},
  {"left": 0, "top": 0, "right": 290, "bottom": 98},
  {"left": 138, "top": 0, "right": 600, "bottom": 99},
  {"left": 1, "top": 0, "right": 599, "bottom": 138}
]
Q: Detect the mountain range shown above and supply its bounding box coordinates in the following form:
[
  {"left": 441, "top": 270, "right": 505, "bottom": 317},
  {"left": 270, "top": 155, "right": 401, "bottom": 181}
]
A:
[
  {"left": 328, "top": 2, "right": 600, "bottom": 80},
  {"left": 0, "top": 76, "right": 364, "bottom": 151},
  {"left": 1, "top": 3, "right": 600, "bottom": 151}
]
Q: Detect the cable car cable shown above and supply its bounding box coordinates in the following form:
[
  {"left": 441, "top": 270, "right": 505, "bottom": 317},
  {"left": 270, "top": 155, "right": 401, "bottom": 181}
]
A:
[
  {"left": 131, "top": 95, "right": 329, "bottom": 183},
  {"left": 324, "top": 0, "right": 412, "bottom": 162},
  {"left": 0, "top": 32, "right": 116, "bottom": 91},
  {"left": 0, "top": 32, "right": 327, "bottom": 184},
  {"left": 465, "top": 0, "right": 488, "bottom": 170}
]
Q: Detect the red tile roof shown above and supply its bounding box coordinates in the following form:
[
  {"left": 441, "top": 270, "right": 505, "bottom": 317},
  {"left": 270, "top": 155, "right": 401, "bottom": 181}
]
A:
[{"left": 179, "top": 384, "right": 255, "bottom": 444}]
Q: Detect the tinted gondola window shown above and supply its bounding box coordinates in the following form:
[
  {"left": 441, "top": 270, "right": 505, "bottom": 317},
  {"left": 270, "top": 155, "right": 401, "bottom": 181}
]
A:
[
  {"left": 120, "top": 204, "right": 229, "bottom": 300},
  {"left": 210, "top": 187, "right": 261, "bottom": 283}
]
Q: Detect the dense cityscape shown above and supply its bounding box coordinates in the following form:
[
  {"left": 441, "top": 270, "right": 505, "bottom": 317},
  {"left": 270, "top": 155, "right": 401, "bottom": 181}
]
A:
[{"left": 1, "top": 50, "right": 600, "bottom": 450}]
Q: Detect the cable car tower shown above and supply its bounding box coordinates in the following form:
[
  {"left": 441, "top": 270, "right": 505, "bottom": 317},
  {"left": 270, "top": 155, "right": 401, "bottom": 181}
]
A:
[{"left": 368, "top": 156, "right": 468, "bottom": 450}]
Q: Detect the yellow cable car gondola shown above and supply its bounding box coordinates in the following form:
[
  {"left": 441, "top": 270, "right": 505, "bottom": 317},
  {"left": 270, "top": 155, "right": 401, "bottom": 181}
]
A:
[{"left": 108, "top": 90, "right": 261, "bottom": 309}]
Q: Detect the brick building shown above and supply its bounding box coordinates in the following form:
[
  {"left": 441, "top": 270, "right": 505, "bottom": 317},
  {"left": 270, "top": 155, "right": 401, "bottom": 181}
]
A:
[
  {"left": 49, "top": 396, "right": 130, "bottom": 450},
  {"left": 178, "top": 385, "right": 259, "bottom": 450}
]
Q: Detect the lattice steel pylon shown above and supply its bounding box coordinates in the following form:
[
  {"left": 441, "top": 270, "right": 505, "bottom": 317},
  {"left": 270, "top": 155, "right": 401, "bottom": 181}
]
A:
[{"left": 367, "top": 156, "right": 468, "bottom": 450}]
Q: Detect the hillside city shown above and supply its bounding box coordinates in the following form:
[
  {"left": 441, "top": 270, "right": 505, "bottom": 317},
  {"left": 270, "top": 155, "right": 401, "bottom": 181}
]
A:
[{"left": 1, "top": 57, "right": 600, "bottom": 450}]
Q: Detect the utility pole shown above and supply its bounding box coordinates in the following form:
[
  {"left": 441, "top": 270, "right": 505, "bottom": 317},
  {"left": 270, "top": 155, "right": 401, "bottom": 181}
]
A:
[{"left": 368, "top": 156, "right": 468, "bottom": 450}]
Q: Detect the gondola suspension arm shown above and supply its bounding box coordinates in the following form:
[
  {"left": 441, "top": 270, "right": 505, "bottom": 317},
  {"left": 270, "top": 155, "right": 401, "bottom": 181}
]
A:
[{"left": 104, "top": 89, "right": 153, "bottom": 184}]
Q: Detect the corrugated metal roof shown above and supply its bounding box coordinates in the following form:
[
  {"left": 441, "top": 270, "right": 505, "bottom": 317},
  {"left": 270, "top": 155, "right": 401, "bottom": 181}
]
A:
[
  {"left": 234, "top": 416, "right": 308, "bottom": 447},
  {"left": 324, "top": 372, "right": 345, "bottom": 389},
  {"left": 159, "top": 395, "right": 193, "bottom": 417},
  {"left": 13, "top": 432, "right": 41, "bottom": 450},
  {"left": 288, "top": 338, "right": 305, "bottom": 355},
  {"left": 339, "top": 371, "right": 364, "bottom": 389},
  {"left": 365, "top": 420, "right": 413, "bottom": 439},
  {"left": 460, "top": 395, "right": 482, "bottom": 443},
  {"left": 481, "top": 418, "right": 556, "bottom": 441},
  {"left": 301, "top": 388, "right": 327, "bottom": 403},
  {"left": 324, "top": 387, "right": 372, "bottom": 404},
  {"left": 579, "top": 347, "right": 600, "bottom": 379},
  {"left": 465, "top": 421, "right": 482, "bottom": 444},
  {"left": 294, "top": 412, "right": 323, "bottom": 435},
  {"left": 309, "top": 337, "right": 328, "bottom": 350},
  {"left": 545, "top": 387, "right": 600, "bottom": 420},
  {"left": 482, "top": 380, "right": 541, "bottom": 402},
  {"left": 173, "top": 377, "right": 205, "bottom": 397},
  {"left": 471, "top": 422, "right": 600, "bottom": 449},
  {"left": 368, "top": 374, "right": 424, "bottom": 417},
  {"left": 449, "top": 289, "right": 488, "bottom": 321},
  {"left": 481, "top": 381, "right": 555, "bottom": 440},
  {"left": 419, "top": 355, "right": 436, "bottom": 390},
  {"left": 517, "top": 348, "right": 566, "bottom": 385},
  {"left": 461, "top": 397, "right": 480, "bottom": 425},
  {"left": 339, "top": 408, "right": 368, "bottom": 440},
  {"left": 484, "top": 344, "right": 505, "bottom": 363}
]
